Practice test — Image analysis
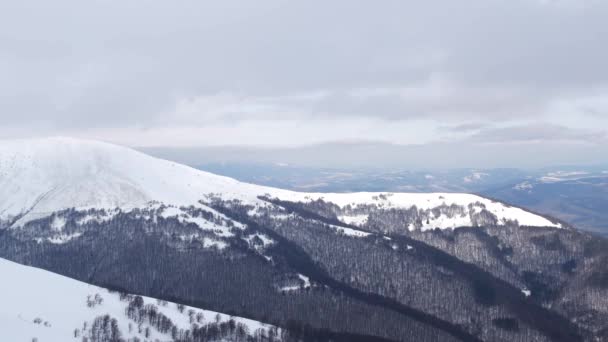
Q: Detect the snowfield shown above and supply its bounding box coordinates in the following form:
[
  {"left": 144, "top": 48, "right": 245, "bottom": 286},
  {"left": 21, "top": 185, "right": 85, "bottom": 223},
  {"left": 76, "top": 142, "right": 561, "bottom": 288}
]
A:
[
  {"left": 0, "top": 137, "right": 561, "bottom": 229},
  {"left": 0, "top": 258, "right": 278, "bottom": 341}
]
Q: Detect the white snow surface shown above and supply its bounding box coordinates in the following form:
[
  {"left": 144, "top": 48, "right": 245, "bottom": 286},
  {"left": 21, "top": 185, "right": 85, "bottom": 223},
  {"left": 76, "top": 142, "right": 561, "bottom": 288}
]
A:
[
  {"left": 0, "top": 137, "right": 560, "bottom": 229},
  {"left": 338, "top": 214, "right": 369, "bottom": 226},
  {"left": 279, "top": 274, "right": 312, "bottom": 292},
  {"left": 0, "top": 257, "right": 276, "bottom": 341},
  {"left": 513, "top": 181, "right": 534, "bottom": 191},
  {"left": 0, "top": 137, "right": 268, "bottom": 224}
]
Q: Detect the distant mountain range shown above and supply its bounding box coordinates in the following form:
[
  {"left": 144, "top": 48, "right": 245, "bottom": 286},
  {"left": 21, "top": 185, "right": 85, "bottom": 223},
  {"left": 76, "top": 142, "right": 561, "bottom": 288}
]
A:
[
  {"left": 196, "top": 163, "right": 608, "bottom": 235},
  {"left": 0, "top": 138, "right": 606, "bottom": 341}
]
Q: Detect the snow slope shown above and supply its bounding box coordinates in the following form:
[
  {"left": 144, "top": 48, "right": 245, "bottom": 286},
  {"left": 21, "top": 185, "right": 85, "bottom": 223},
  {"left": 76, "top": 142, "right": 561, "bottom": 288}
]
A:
[
  {"left": 0, "top": 137, "right": 267, "bottom": 224},
  {"left": 0, "top": 257, "right": 277, "bottom": 341},
  {"left": 0, "top": 137, "right": 561, "bottom": 229}
]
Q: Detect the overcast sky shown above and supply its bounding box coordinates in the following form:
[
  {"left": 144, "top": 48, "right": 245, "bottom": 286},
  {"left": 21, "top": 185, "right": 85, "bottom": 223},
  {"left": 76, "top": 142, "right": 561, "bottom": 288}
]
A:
[{"left": 1, "top": 0, "right": 607, "bottom": 168}]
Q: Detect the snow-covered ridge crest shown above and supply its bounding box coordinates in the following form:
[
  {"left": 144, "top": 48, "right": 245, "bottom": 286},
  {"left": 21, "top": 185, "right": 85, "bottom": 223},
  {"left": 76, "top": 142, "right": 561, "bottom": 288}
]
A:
[
  {"left": 0, "top": 137, "right": 269, "bottom": 224},
  {"left": 0, "top": 137, "right": 561, "bottom": 229}
]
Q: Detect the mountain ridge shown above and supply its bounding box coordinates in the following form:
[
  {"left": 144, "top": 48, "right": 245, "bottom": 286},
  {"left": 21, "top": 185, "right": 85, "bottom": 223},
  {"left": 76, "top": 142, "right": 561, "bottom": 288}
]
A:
[{"left": 0, "top": 137, "right": 561, "bottom": 230}]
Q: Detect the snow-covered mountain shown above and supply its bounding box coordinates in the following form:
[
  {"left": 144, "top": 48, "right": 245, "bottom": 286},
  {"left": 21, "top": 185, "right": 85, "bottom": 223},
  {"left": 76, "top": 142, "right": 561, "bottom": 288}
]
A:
[
  {"left": 1, "top": 138, "right": 604, "bottom": 342},
  {"left": 0, "top": 137, "right": 560, "bottom": 230},
  {"left": 0, "top": 257, "right": 279, "bottom": 341}
]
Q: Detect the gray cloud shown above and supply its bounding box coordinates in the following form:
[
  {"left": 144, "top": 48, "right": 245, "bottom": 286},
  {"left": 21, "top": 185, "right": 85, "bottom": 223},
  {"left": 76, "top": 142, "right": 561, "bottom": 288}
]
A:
[
  {"left": 1, "top": 0, "right": 607, "bottom": 166},
  {"left": 440, "top": 123, "right": 489, "bottom": 133},
  {"left": 469, "top": 124, "right": 607, "bottom": 144}
]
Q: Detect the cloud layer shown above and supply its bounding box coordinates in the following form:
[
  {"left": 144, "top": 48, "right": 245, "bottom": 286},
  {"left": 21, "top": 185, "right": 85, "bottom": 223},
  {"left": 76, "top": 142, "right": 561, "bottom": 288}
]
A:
[{"left": 0, "top": 0, "right": 607, "bottom": 166}]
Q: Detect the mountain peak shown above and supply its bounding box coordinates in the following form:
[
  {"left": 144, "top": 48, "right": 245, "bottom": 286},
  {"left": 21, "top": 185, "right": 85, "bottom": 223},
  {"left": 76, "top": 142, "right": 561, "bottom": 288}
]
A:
[{"left": 0, "top": 137, "right": 250, "bottom": 223}]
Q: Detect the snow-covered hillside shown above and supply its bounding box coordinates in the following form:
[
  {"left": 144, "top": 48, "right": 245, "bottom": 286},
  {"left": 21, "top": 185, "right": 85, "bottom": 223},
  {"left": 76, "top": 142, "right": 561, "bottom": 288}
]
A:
[
  {"left": 0, "top": 257, "right": 279, "bottom": 341},
  {"left": 0, "top": 137, "right": 561, "bottom": 229}
]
